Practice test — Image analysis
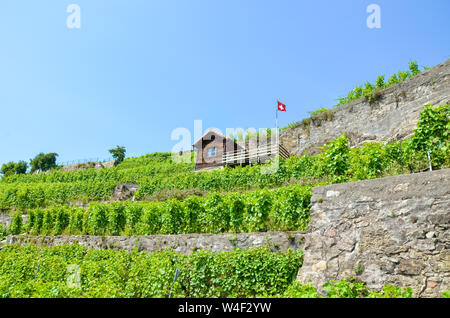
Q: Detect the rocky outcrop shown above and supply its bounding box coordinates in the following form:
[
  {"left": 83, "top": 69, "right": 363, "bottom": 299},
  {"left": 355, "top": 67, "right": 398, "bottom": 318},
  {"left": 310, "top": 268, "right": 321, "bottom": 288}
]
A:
[
  {"left": 297, "top": 169, "right": 450, "bottom": 298},
  {"left": 6, "top": 231, "right": 305, "bottom": 255},
  {"left": 61, "top": 160, "right": 116, "bottom": 172},
  {"left": 112, "top": 183, "right": 139, "bottom": 201},
  {"left": 281, "top": 59, "right": 450, "bottom": 155},
  {"left": 0, "top": 213, "right": 28, "bottom": 227}
]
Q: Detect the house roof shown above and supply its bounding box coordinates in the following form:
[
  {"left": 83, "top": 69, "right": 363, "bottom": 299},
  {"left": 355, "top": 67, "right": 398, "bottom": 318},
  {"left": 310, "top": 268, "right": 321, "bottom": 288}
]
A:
[{"left": 192, "top": 129, "right": 231, "bottom": 148}]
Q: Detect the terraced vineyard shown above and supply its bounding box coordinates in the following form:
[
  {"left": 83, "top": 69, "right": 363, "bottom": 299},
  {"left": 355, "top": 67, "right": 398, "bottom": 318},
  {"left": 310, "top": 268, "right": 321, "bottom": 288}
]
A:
[{"left": 0, "top": 104, "right": 449, "bottom": 298}]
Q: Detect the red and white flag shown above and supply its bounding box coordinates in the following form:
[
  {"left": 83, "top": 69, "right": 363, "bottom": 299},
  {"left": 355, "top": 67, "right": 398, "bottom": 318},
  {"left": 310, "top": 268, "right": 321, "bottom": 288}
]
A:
[{"left": 277, "top": 101, "right": 286, "bottom": 111}]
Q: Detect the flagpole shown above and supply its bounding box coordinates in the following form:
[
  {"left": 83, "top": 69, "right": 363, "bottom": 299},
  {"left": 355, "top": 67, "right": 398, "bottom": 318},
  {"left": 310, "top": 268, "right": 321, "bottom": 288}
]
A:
[
  {"left": 275, "top": 99, "right": 279, "bottom": 147},
  {"left": 275, "top": 99, "right": 278, "bottom": 132}
]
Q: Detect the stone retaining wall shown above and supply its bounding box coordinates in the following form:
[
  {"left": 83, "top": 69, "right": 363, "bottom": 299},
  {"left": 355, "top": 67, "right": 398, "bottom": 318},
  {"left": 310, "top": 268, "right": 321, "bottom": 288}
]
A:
[
  {"left": 281, "top": 59, "right": 450, "bottom": 155},
  {"left": 297, "top": 169, "right": 450, "bottom": 297},
  {"left": 6, "top": 231, "right": 305, "bottom": 255}
]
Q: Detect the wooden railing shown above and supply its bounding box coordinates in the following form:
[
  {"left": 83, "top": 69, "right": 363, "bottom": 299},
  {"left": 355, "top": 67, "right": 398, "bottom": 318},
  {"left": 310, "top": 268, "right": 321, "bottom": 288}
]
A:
[{"left": 222, "top": 143, "right": 290, "bottom": 165}]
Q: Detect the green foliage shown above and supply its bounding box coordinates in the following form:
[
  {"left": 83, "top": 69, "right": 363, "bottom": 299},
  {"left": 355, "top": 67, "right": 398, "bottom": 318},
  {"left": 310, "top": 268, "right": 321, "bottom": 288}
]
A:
[
  {"left": 67, "top": 207, "right": 85, "bottom": 235},
  {"left": 30, "top": 152, "right": 58, "bottom": 172},
  {"left": 282, "top": 121, "right": 301, "bottom": 130},
  {"left": 9, "top": 184, "right": 312, "bottom": 236},
  {"left": 203, "top": 193, "right": 229, "bottom": 233},
  {"left": 84, "top": 203, "right": 109, "bottom": 235},
  {"left": 243, "top": 129, "right": 273, "bottom": 142},
  {"left": 270, "top": 186, "right": 311, "bottom": 231},
  {"left": 366, "top": 88, "right": 383, "bottom": 105},
  {"left": 329, "top": 61, "right": 422, "bottom": 109},
  {"left": 278, "top": 279, "right": 414, "bottom": 298},
  {"left": 375, "top": 75, "right": 386, "bottom": 88},
  {"left": 321, "top": 133, "right": 350, "bottom": 176},
  {"left": 280, "top": 281, "right": 319, "bottom": 298},
  {"left": 9, "top": 212, "right": 22, "bottom": 235},
  {"left": 323, "top": 277, "right": 368, "bottom": 298},
  {"left": 307, "top": 108, "right": 329, "bottom": 116},
  {"left": 387, "top": 73, "right": 399, "bottom": 86},
  {"left": 0, "top": 180, "right": 117, "bottom": 210},
  {"left": 1, "top": 157, "right": 192, "bottom": 185},
  {"left": 0, "top": 162, "right": 16, "bottom": 177},
  {"left": 409, "top": 104, "right": 450, "bottom": 168},
  {"left": 109, "top": 145, "right": 126, "bottom": 165},
  {"left": 0, "top": 244, "right": 425, "bottom": 298},
  {"left": 0, "top": 224, "right": 8, "bottom": 240},
  {"left": 161, "top": 199, "right": 184, "bottom": 234},
  {"left": 0, "top": 161, "right": 28, "bottom": 177},
  {"left": 124, "top": 203, "right": 143, "bottom": 235},
  {"left": 15, "top": 161, "right": 28, "bottom": 174},
  {"left": 367, "top": 284, "right": 414, "bottom": 298},
  {"left": 408, "top": 60, "right": 421, "bottom": 76},
  {"left": 442, "top": 290, "right": 450, "bottom": 298},
  {"left": 107, "top": 202, "right": 127, "bottom": 236},
  {"left": 0, "top": 244, "right": 302, "bottom": 298},
  {"left": 349, "top": 142, "right": 386, "bottom": 180},
  {"left": 0, "top": 104, "right": 447, "bottom": 211},
  {"left": 117, "top": 152, "right": 185, "bottom": 169}
]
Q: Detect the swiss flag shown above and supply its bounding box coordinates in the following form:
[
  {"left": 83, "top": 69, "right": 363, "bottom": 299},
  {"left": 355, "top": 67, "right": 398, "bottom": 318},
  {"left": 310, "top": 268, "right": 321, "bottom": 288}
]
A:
[{"left": 277, "top": 101, "right": 286, "bottom": 111}]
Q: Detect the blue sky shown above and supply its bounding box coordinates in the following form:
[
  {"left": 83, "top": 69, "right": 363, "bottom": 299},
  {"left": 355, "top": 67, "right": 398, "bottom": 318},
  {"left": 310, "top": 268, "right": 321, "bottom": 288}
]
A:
[{"left": 0, "top": 0, "right": 449, "bottom": 165}]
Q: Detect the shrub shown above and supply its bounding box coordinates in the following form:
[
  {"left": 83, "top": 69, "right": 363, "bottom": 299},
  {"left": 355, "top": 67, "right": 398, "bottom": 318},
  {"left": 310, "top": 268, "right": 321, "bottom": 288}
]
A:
[
  {"left": 321, "top": 133, "right": 350, "bottom": 176},
  {"left": 322, "top": 277, "right": 368, "bottom": 298},
  {"left": 307, "top": 108, "right": 329, "bottom": 116},
  {"left": 349, "top": 142, "right": 386, "bottom": 180},
  {"left": 109, "top": 146, "right": 126, "bottom": 165},
  {"left": 1, "top": 161, "right": 28, "bottom": 177},
  {"left": 138, "top": 203, "right": 163, "bottom": 235},
  {"left": 9, "top": 212, "right": 22, "bottom": 235},
  {"left": 107, "top": 202, "right": 126, "bottom": 236},
  {"left": 161, "top": 199, "right": 184, "bottom": 234},
  {"left": 0, "top": 224, "right": 8, "bottom": 240},
  {"left": 409, "top": 104, "right": 449, "bottom": 169},
  {"left": 6, "top": 184, "right": 312, "bottom": 236},
  {"left": 280, "top": 281, "right": 320, "bottom": 298},
  {"left": 30, "top": 152, "right": 58, "bottom": 172},
  {"left": 84, "top": 203, "right": 108, "bottom": 235},
  {"left": 0, "top": 245, "right": 302, "bottom": 298},
  {"left": 367, "top": 284, "right": 414, "bottom": 298}
]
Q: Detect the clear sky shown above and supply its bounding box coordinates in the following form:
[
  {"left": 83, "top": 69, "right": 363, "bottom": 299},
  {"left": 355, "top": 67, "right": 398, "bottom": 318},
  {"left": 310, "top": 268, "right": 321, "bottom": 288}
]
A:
[{"left": 0, "top": 0, "right": 449, "bottom": 165}]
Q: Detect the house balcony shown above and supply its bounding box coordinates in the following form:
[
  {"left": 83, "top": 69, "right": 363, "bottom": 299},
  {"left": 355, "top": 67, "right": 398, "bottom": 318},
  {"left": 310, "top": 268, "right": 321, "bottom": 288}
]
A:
[{"left": 222, "top": 143, "right": 290, "bottom": 166}]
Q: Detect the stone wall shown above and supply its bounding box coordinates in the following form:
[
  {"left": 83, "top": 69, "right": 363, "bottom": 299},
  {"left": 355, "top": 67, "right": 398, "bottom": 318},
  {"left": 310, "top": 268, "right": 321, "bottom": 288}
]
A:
[
  {"left": 6, "top": 231, "right": 304, "bottom": 255},
  {"left": 297, "top": 169, "right": 450, "bottom": 298},
  {"left": 61, "top": 160, "right": 116, "bottom": 172},
  {"left": 281, "top": 59, "right": 450, "bottom": 155},
  {"left": 0, "top": 213, "right": 12, "bottom": 227}
]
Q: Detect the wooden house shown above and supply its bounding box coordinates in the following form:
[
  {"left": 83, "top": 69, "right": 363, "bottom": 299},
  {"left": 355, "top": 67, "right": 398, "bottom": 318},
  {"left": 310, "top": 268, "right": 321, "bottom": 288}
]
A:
[
  {"left": 192, "top": 129, "right": 242, "bottom": 171},
  {"left": 192, "top": 129, "right": 291, "bottom": 171}
]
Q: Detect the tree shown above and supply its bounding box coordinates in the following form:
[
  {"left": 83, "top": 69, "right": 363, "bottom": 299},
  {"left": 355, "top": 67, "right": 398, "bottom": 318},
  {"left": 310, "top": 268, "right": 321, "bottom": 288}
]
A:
[
  {"left": 409, "top": 104, "right": 450, "bottom": 168},
  {"left": 1, "top": 161, "right": 28, "bottom": 177},
  {"left": 30, "top": 153, "right": 58, "bottom": 172},
  {"left": 408, "top": 60, "right": 421, "bottom": 77},
  {"left": 109, "top": 146, "right": 126, "bottom": 164},
  {"left": 321, "top": 133, "right": 350, "bottom": 176},
  {"left": 15, "top": 161, "right": 28, "bottom": 174},
  {"left": 1, "top": 162, "right": 17, "bottom": 177}
]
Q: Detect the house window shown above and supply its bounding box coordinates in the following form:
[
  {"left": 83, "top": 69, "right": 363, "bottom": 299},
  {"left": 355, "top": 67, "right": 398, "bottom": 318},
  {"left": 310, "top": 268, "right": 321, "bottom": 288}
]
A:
[{"left": 207, "top": 147, "right": 217, "bottom": 157}]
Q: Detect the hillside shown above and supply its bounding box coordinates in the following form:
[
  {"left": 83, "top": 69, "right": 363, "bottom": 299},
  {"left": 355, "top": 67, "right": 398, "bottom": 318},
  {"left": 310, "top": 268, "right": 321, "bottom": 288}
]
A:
[
  {"left": 281, "top": 59, "right": 450, "bottom": 156},
  {"left": 0, "top": 66, "right": 449, "bottom": 298}
]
